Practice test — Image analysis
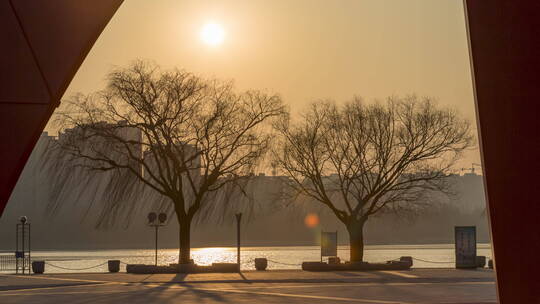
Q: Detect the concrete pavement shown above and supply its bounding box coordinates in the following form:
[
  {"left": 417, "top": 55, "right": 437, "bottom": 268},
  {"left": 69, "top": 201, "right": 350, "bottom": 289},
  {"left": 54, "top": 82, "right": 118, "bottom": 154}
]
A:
[{"left": 0, "top": 269, "right": 497, "bottom": 303}]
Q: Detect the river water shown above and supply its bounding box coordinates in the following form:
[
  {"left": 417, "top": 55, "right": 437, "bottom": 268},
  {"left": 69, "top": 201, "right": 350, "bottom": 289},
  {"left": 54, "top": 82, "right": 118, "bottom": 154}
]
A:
[{"left": 14, "top": 244, "right": 492, "bottom": 273}]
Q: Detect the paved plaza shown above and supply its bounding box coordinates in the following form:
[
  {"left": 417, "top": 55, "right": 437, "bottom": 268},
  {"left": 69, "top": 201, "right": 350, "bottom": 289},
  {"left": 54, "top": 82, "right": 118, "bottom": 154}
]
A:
[{"left": 0, "top": 269, "right": 496, "bottom": 304}]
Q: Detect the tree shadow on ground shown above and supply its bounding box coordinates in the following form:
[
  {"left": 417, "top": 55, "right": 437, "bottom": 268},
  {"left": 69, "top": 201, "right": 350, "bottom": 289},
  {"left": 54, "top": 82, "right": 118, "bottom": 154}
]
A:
[
  {"left": 238, "top": 271, "right": 250, "bottom": 282},
  {"left": 331, "top": 271, "right": 365, "bottom": 277}
]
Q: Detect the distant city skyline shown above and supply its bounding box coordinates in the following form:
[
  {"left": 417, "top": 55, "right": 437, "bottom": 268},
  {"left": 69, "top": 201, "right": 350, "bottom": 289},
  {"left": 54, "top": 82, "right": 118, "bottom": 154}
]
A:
[{"left": 1, "top": 131, "right": 488, "bottom": 250}]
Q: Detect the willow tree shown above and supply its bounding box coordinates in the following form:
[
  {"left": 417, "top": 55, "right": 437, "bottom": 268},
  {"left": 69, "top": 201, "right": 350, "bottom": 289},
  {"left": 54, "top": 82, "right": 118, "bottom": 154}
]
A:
[
  {"left": 47, "top": 61, "right": 285, "bottom": 264},
  {"left": 274, "top": 96, "right": 473, "bottom": 262}
]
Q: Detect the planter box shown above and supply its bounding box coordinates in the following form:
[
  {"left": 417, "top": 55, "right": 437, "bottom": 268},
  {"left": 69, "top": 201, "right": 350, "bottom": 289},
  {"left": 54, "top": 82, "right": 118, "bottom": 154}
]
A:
[
  {"left": 126, "top": 264, "right": 177, "bottom": 274},
  {"left": 328, "top": 257, "right": 341, "bottom": 265},
  {"left": 301, "top": 262, "right": 329, "bottom": 271},
  {"left": 210, "top": 263, "right": 239, "bottom": 273},
  {"left": 302, "top": 258, "right": 412, "bottom": 272},
  {"left": 108, "top": 260, "right": 120, "bottom": 273},
  {"left": 126, "top": 262, "right": 239, "bottom": 274},
  {"left": 32, "top": 261, "right": 45, "bottom": 274},
  {"left": 476, "top": 256, "right": 486, "bottom": 268},
  {"left": 254, "top": 258, "right": 268, "bottom": 271},
  {"left": 399, "top": 256, "right": 413, "bottom": 268}
]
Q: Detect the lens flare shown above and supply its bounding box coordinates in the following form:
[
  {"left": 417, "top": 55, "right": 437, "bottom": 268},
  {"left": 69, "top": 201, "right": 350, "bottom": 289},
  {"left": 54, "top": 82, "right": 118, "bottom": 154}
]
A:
[{"left": 304, "top": 213, "right": 320, "bottom": 228}]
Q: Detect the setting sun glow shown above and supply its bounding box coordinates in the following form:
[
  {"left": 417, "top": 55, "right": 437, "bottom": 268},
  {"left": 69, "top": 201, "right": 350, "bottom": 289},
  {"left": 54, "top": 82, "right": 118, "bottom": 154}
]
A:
[{"left": 200, "top": 23, "right": 225, "bottom": 46}]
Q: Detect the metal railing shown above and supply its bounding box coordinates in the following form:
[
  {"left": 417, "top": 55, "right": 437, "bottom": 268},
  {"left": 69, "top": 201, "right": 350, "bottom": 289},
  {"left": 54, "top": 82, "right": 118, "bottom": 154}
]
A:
[
  {"left": 0, "top": 253, "right": 31, "bottom": 273},
  {"left": 0, "top": 253, "right": 16, "bottom": 271}
]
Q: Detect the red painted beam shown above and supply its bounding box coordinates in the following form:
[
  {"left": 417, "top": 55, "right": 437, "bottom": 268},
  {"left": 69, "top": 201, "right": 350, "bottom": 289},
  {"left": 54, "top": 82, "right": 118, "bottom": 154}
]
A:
[
  {"left": 465, "top": 1, "right": 540, "bottom": 302},
  {"left": 0, "top": 0, "right": 123, "bottom": 216}
]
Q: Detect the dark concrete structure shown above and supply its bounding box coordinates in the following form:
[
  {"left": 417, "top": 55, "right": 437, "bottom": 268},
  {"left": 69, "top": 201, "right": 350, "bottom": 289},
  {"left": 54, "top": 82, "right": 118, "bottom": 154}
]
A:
[
  {"left": 0, "top": 0, "right": 539, "bottom": 302},
  {"left": 0, "top": 0, "right": 123, "bottom": 217},
  {"left": 465, "top": 2, "right": 540, "bottom": 302}
]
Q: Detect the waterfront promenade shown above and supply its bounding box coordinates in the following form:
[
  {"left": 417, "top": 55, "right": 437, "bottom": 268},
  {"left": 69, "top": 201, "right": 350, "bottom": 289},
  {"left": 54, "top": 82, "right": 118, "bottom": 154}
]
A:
[{"left": 0, "top": 269, "right": 496, "bottom": 303}]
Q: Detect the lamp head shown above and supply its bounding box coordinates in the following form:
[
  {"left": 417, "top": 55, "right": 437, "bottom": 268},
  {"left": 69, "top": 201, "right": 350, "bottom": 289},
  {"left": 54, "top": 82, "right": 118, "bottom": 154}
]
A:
[{"left": 147, "top": 212, "right": 157, "bottom": 224}]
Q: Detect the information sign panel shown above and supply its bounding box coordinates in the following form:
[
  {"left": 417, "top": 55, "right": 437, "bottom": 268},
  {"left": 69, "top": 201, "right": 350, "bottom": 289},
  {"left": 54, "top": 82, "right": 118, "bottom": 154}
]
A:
[
  {"left": 455, "top": 226, "right": 477, "bottom": 268},
  {"left": 321, "top": 231, "right": 338, "bottom": 257}
]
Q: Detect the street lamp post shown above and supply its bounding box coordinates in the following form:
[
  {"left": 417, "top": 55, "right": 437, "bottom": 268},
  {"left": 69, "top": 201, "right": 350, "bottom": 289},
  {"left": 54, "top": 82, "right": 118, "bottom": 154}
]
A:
[
  {"left": 147, "top": 212, "right": 168, "bottom": 266},
  {"left": 15, "top": 216, "right": 30, "bottom": 274},
  {"left": 235, "top": 213, "right": 242, "bottom": 271}
]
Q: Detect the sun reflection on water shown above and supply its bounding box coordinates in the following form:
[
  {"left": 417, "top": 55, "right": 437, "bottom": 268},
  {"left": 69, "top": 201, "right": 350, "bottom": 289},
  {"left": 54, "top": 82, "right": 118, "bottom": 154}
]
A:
[{"left": 191, "top": 247, "right": 235, "bottom": 265}]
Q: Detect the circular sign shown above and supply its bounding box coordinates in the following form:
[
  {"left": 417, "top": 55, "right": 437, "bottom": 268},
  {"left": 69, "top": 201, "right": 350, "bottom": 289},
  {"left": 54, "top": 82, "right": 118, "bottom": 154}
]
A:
[{"left": 158, "top": 213, "right": 167, "bottom": 224}]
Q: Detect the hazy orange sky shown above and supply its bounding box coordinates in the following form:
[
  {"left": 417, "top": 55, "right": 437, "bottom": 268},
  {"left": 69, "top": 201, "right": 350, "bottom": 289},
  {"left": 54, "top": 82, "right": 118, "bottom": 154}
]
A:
[{"left": 53, "top": 0, "right": 481, "bottom": 170}]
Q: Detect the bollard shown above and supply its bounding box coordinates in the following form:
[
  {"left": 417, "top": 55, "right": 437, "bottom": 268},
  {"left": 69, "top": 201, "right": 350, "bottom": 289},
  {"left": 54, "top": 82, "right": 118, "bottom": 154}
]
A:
[
  {"left": 400, "top": 256, "right": 413, "bottom": 268},
  {"left": 476, "top": 256, "right": 486, "bottom": 268},
  {"left": 32, "top": 261, "right": 45, "bottom": 274},
  {"left": 108, "top": 260, "right": 120, "bottom": 273},
  {"left": 254, "top": 258, "right": 268, "bottom": 271}
]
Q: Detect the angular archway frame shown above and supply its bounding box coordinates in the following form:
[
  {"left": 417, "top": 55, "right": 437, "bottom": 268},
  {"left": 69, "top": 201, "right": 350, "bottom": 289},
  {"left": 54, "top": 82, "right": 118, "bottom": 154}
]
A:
[{"left": 0, "top": 0, "right": 123, "bottom": 218}]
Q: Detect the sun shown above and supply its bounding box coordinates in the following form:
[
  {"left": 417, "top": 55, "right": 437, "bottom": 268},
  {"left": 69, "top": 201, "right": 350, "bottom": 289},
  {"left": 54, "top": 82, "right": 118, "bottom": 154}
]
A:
[{"left": 200, "top": 23, "right": 225, "bottom": 46}]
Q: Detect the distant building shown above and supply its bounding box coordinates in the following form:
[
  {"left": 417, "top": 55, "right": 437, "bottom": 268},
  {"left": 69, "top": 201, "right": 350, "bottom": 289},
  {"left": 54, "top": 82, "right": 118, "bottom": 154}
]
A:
[{"left": 0, "top": 129, "right": 490, "bottom": 248}]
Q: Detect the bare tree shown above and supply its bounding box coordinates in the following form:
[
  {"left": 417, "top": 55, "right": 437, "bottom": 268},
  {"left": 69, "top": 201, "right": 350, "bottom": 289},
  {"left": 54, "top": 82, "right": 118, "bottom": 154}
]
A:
[
  {"left": 46, "top": 61, "right": 286, "bottom": 264},
  {"left": 273, "top": 96, "right": 473, "bottom": 262}
]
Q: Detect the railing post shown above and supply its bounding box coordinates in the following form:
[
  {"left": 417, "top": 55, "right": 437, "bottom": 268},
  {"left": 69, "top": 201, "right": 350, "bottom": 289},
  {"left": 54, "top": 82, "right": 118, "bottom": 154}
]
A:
[
  {"left": 155, "top": 225, "right": 158, "bottom": 266},
  {"left": 21, "top": 223, "right": 25, "bottom": 274},
  {"left": 15, "top": 224, "right": 18, "bottom": 274}
]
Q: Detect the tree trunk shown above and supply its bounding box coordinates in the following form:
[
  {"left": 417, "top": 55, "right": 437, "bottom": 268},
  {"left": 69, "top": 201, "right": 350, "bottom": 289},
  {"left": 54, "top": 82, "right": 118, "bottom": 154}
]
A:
[
  {"left": 178, "top": 219, "right": 191, "bottom": 264},
  {"left": 347, "top": 219, "right": 366, "bottom": 262}
]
